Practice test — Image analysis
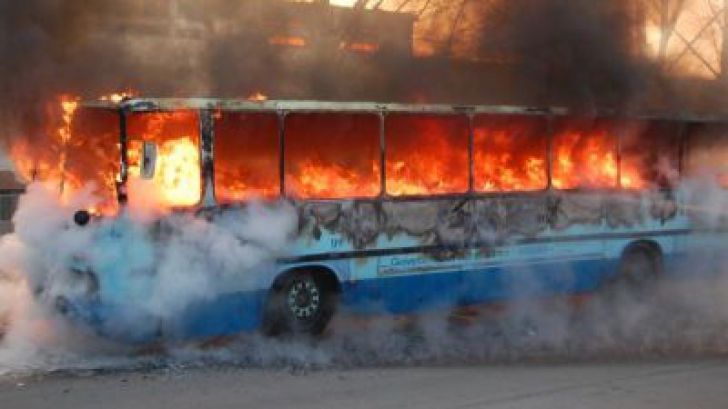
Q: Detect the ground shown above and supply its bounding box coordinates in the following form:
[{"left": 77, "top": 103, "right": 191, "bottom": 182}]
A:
[
  {"left": 1, "top": 358, "right": 727, "bottom": 409},
  {"left": 2, "top": 275, "right": 728, "bottom": 408}
]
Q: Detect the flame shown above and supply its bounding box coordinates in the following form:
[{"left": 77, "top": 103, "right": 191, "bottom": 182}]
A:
[
  {"left": 100, "top": 91, "right": 136, "bottom": 103},
  {"left": 553, "top": 128, "right": 620, "bottom": 190},
  {"left": 474, "top": 118, "right": 549, "bottom": 192},
  {"left": 247, "top": 92, "right": 268, "bottom": 102},
  {"left": 127, "top": 111, "right": 201, "bottom": 207},
  {"left": 269, "top": 36, "right": 307, "bottom": 47},
  {"left": 155, "top": 138, "right": 201, "bottom": 206},
  {"left": 474, "top": 119, "right": 649, "bottom": 192},
  {"left": 9, "top": 97, "right": 667, "bottom": 217},
  {"left": 385, "top": 115, "right": 469, "bottom": 196},
  {"left": 288, "top": 160, "right": 380, "bottom": 198},
  {"left": 58, "top": 97, "right": 80, "bottom": 196},
  {"left": 342, "top": 42, "right": 380, "bottom": 53},
  {"left": 8, "top": 95, "right": 123, "bottom": 214}
]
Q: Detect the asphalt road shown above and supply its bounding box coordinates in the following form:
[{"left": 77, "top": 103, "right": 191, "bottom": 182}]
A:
[{"left": 2, "top": 358, "right": 727, "bottom": 409}]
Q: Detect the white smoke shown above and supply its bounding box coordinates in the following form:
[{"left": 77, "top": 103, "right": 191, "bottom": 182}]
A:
[
  {"left": 2, "top": 177, "right": 728, "bottom": 375},
  {"left": 0, "top": 181, "right": 298, "bottom": 374}
]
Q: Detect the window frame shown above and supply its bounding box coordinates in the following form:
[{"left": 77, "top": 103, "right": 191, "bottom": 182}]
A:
[
  {"left": 212, "top": 110, "right": 283, "bottom": 203},
  {"left": 122, "top": 108, "right": 205, "bottom": 209},
  {"left": 281, "top": 111, "right": 385, "bottom": 201},
  {"left": 113, "top": 107, "right": 692, "bottom": 209},
  {"left": 382, "top": 112, "right": 473, "bottom": 199},
  {"left": 471, "top": 113, "right": 552, "bottom": 195}
]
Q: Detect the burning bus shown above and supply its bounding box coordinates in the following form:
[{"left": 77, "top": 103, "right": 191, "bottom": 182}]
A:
[{"left": 10, "top": 97, "right": 728, "bottom": 343}]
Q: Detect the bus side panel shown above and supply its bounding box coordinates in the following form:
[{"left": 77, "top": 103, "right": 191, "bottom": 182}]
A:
[
  {"left": 167, "top": 290, "right": 269, "bottom": 339},
  {"left": 338, "top": 237, "right": 609, "bottom": 315},
  {"left": 338, "top": 258, "right": 612, "bottom": 315}
]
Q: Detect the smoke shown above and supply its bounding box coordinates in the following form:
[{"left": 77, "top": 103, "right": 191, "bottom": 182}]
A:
[
  {"left": 2, "top": 178, "right": 728, "bottom": 376},
  {"left": 0, "top": 181, "right": 298, "bottom": 374},
  {"left": 2, "top": 0, "right": 728, "bottom": 376},
  {"left": 477, "top": 0, "right": 653, "bottom": 109}
]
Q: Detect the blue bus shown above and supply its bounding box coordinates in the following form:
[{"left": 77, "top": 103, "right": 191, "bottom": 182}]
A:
[{"left": 50, "top": 98, "right": 728, "bottom": 343}]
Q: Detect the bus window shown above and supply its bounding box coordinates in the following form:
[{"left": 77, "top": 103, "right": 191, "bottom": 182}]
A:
[
  {"left": 685, "top": 123, "right": 728, "bottom": 188},
  {"left": 214, "top": 113, "right": 280, "bottom": 202},
  {"left": 284, "top": 113, "right": 380, "bottom": 199},
  {"left": 552, "top": 118, "right": 618, "bottom": 190},
  {"left": 385, "top": 114, "right": 469, "bottom": 196},
  {"left": 66, "top": 108, "right": 120, "bottom": 213},
  {"left": 620, "top": 121, "right": 681, "bottom": 190},
  {"left": 473, "top": 115, "right": 549, "bottom": 192},
  {"left": 127, "top": 111, "right": 201, "bottom": 207}
]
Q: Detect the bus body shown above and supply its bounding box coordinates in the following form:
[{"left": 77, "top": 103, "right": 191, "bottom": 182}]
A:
[{"left": 53, "top": 99, "right": 728, "bottom": 342}]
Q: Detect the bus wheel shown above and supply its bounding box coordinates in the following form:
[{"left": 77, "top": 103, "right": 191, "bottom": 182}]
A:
[
  {"left": 264, "top": 272, "right": 336, "bottom": 337},
  {"left": 616, "top": 245, "right": 661, "bottom": 293}
]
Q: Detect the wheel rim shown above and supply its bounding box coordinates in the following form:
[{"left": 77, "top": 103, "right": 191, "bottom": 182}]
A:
[
  {"left": 622, "top": 251, "right": 655, "bottom": 286},
  {"left": 286, "top": 276, "right": 321, "bottom": 321}
]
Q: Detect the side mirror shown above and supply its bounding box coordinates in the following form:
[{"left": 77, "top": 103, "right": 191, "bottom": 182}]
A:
[{"left": 141, "top": 141, "right": 158, "bottom": 180}]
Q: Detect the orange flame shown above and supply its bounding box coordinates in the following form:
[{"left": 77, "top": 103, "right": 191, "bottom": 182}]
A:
[
  {"left": 100, "top": 91, "right": 136, "bottom": 103},
  {"left": 127, "top": 111, "right": 201, "bottom": 207},
  {"left": 9, "top": 100, "right": 668, "bottom": 216},
  {"left": 247, "top": 92, "right": 268, "bottom": 102},
  {"left": 156, "top": 138, "right": 201, "bottom": 206},
  {"left": 553, "top": 129, "right": 619, "bottom": 190}
]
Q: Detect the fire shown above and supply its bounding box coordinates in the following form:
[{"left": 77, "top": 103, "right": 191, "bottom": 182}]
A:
[
  {"left": 476, "top": 117, "right": 648, "bottom": 193},
  {"left": 127, "top": 111, "right": 201, "bottom": 207},
  {"left": 58, "top": 97, "right": 80, "bottom": 195},
  {"left": 385, "top": 115, "right": 469, "bottom": 196},
  {"left": 269, "top": 36, "right": 307, "bottom": 47},
  {"left": 9, "top": 97, "right": 202, "bottom": 213},
  {"left": 8, "top": 95, "right": 124, "bottom": 214},
  {"left": 155, "top": 138, "right": 201, "bottom": 207},
  {"left": 474, "top": 117, "right": 549, "bottom": 192},
  {"left": 342, "top": 42, "right": 380, "bottom": 53},
  {"left": 289, "top": 160, "right": 380, "bottom": 198},
  {"left": 247, "top": 92, "right": 268, "bottom": 102},
  {"left": 9, "top": 97, "right": 668, "bottom": 217},
  {"left": 100, "top": 91, "right": 136, "bottom": 103},
  {"left": 552, "top": 128, "right": 619, "bottom": 190}
]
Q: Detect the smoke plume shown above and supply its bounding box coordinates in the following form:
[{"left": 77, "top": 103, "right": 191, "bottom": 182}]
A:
[{"left": 477, "top": 0, "right": 652, "bottom": 109}]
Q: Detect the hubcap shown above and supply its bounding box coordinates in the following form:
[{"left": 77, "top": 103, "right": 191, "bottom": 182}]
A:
[
  {"left": 624, "top": 253, "right": 653, "bottom": 284},
  {"left": 287, "top": 277, "right": 321, "bottom": 320}
]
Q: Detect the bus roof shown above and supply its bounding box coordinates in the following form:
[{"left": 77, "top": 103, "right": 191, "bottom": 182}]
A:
[{"left": 82, "top": 98, "right": 728, "bottom": 123}]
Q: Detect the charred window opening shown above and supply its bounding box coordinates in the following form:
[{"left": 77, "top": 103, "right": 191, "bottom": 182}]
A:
[
  {"left": 66, "top": 108, "right": 120, "bottom": 213},
  {"left": 552, "top": 118, "right": 619, "bottom": 190},
  {"left": 214, "top": 112, "right": 280, "bottom": 203},
  {"left": 284, "top": 113, "right": 380, "bottom": 199},
  {"left": 385, "top": 114, "right": 469, "bottom": 196},
  {"left": 685, "top": 123, "right": 728, "bottom": 188},
  {"left": 473, "top": 115, "right": 549, "bottom": 193},
  {"left": 621, "top": 121, "right": 681, "bottom": 190},
  {"left": 126, "top": 111, "right": 201, "bottom": 207}
]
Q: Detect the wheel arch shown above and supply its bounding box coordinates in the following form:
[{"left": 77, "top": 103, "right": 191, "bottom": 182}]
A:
[
  {"left": 620, "top": 239, "right": 664, "bottom": 272},
  {"left": 271, "top": 264, "right": 343, "bottom": 295}
]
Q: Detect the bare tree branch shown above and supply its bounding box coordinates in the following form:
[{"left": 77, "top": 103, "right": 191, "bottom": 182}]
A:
[
  {"left": 666, "top": 4, "right": 724, "bottom": 70},
  {"left": 446, "top": 0, "right": 469, "bottom": 57},
  {"left": 673, "top": 29, "right": 721, "bottom": 76},
  {"left": 657, "top": 0, "right": 687, "bottom": 60},
  {"left": 395, "top": 0, "right": 414, "bottom": 13},
  {"left": 417, "top": 0, "right": 434, "bottom": 18}
]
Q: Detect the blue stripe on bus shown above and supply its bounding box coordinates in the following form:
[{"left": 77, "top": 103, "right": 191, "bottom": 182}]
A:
[{"left": 281, "top": 229, "right": 691, "bottom": 264}]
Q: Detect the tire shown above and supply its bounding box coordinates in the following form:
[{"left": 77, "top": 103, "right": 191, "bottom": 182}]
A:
[
  {"left": 615, "top": 245, "right": 660, "bottom": 293},
  {"left": 263, "top": 272, "right": 337, "bottom": 337}
]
